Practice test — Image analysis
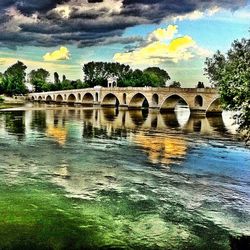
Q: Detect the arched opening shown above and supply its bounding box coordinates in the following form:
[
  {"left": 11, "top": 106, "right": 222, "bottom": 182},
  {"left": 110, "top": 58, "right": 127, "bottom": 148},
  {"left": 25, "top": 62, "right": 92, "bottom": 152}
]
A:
[
  {"left": 194, "top": 95, "right": 203, "bottom": 107},
  {"left": 78, "top": 93, "right": 81, "bottom": 101},
  {"left": 160, "top": 94, "right": 188, "bottom": 112},
  {"left": 46, "top": 95, "right": 52, "bottom": 102},
  {"left": 152, "top": 94, "right": 159, "bottom": 106},
  {"left": 101, "top": 93, "right": 120, "bottom": 107},
  {"left": 68, "top": 94, "right": 76, "bottom": 103},
  {"left": 129, "top": 93, "right": 149, "bottom": 109},
  {"left": 30, "top": 96, "right": 35, "bottom": 101},
  {"left": 206, "top": 98, "right": 222, "bottom": 116},
  {"left": 82, "top": 93, "right": 94, "bottom": 106},
  {"left": 123, "top": 93, "right": 126, "bottom": 104},
  {"left": 95, "top": 92, "right": 99, "bottom": 102},
  {"left": 56, "top": 94, "right": 63, "bottom": 102},
  {"left": 38, "top": 96, "right": 42, "bottom": 101}
]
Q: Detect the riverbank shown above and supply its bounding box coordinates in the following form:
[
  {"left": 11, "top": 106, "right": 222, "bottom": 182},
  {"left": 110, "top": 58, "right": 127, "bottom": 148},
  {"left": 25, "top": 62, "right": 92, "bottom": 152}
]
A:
[{"left": 0, "top": 95, "right": 26, "bottom": 109}]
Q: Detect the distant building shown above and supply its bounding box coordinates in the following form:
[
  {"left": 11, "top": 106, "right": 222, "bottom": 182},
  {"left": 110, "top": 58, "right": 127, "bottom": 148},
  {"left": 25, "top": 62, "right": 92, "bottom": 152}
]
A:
[{"left": 107, "top": 74, "right": 118, "bottom": 88}]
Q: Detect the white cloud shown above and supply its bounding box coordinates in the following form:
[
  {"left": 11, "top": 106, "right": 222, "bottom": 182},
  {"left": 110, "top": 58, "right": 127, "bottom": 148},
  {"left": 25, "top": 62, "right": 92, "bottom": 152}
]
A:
[
  {"left": 171, "top": 6, "right": 221, "bottom": 22},
  {"left": 43, "top": 47, "right": 71, "bottom": 61},
  {"left": 52, "top": 0, "right": 123, "bottom": 19}
]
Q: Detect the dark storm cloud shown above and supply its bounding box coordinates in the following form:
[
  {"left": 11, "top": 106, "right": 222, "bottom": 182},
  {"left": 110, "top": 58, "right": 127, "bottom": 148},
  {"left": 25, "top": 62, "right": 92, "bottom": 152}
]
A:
[{"left": 0, "top": 0, "right": 247, "bottom": 48}]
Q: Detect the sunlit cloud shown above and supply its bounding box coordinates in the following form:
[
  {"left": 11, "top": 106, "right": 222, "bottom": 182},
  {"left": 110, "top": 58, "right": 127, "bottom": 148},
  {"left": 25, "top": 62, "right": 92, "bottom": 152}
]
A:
[
  {"left": 113, "top": 26, "right": 211, "bottom": 65},
  {"left": 147, "top": 25, "right": 178, "bottom": 42},
  {"left": 43, "top": 47, "right": 71, "bottom": 61}
]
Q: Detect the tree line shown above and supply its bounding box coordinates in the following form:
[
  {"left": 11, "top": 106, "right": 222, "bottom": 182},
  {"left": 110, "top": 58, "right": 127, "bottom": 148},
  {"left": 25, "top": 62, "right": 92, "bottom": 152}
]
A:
[{"left": 0, "top": 62, "right": 176, "bottom": 96}]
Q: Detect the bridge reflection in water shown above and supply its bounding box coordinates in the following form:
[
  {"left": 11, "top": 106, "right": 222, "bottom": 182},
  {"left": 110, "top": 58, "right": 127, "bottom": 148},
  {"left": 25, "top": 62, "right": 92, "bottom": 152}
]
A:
[{"left": 0, "top": 105, "right": 234, "bottom": 165}]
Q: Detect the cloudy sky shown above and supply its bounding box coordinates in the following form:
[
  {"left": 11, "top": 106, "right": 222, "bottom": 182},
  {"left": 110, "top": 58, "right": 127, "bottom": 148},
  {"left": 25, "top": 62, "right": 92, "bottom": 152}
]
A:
[{"left": 0, "top": 0, "right": 249, "bottom": 86}]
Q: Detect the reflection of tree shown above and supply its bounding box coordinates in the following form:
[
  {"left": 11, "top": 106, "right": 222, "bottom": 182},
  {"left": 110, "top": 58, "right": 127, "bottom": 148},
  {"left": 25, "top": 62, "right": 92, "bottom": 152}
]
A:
[
  {"left": 5, "top": 111, "right": 25, "bottom": 140},
  {"left": 82, "top": 122, "right": 94, "bottom": 138},
  {"left": 31, "top": 110, "right": 46, "bottom": 132}
]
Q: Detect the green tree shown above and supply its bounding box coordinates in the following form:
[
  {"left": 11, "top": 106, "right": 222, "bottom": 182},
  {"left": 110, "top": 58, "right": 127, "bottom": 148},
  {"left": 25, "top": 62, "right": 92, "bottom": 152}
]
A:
[
  {"left": 0, "top": 73, "right": 4, "bottom": 94},
  {"left": 143, "top": 67, "right": 170, "bottom": 87},
  {"left": 169, "top": 81, "right": 181, "bottom": 88},
  {"left": 204, "top": 38, "right": 250, "bottom": 141},
  {"left": 3, "top": 61, "right": 28, "bottom": 96},
  {"left": 29, "top": 68, "right": 50, "bottom": 92},
  {"left": 83, "top": 62, "right": 132, "bottom": 87}
]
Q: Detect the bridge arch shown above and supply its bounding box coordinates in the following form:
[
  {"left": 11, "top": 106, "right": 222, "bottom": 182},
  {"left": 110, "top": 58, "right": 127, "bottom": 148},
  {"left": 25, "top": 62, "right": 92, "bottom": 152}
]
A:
[
  {"left": 46, "top": 95, "right": 53, "bottom": 102},
  {"left": 206, "top": 97, "right": 222, "bottom": 114},
  {"left": 123, "top": 93, "right": 127, "bottom": 104},
  {"left": 30, "top": 96, "right": 35, "bottom": 101},
  {"left": 194, "top": 95, "right": 203, "bottom": 107},
  {"left": 56, "top": 94, "right": 63, "bottom": 102},
  {"left": 68, "top": 94, "right": 76, "bottom": 103},
  {"left": 82, "top": 93, "right": 94, "bottom": 105},
  {"left": 152, "top": 93, "right": 159, "bottom": 106},
  {"left": 101, "top": 93, "right": 120, "bottom": 107},
  {"left": 38, "top": 96, "right": 43, "bottom": 101},
  {"left": 160, "top": 94, "right": 189, "bottom": 112},
  {"left": 129, "top": 93, "right": 149, "bottom": 109}
]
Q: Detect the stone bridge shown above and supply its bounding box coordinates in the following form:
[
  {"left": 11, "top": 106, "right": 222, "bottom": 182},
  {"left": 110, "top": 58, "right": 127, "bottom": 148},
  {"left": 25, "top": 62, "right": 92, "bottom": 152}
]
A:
[{"left": 28, "top": 87, "right": 222, "bottom": 115}]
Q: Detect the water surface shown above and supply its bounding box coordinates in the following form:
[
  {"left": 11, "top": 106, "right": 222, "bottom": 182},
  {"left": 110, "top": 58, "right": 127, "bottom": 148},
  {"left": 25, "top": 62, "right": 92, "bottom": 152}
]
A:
[{"left": 0, "top": 104, "right": 249, "bottom": 249}]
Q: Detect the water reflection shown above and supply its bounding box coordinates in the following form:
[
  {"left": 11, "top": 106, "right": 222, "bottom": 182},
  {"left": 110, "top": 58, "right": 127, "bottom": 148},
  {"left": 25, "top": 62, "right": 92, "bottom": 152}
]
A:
[
  {"left": 4, "top": 111, "right": 25, "bottom": 140},
  {"left": 0, "top": 106, "right": 235, "bottom": 165}
]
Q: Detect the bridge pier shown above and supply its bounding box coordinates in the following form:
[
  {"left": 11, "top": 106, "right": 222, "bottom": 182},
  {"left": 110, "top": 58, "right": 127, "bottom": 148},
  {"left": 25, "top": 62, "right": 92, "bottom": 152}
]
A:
[
  {"left": 119, "top": 104, "right": 129, "bottom": 110},
  {"left": 190, "top": 109, "right": 207, "bottom": 117}
]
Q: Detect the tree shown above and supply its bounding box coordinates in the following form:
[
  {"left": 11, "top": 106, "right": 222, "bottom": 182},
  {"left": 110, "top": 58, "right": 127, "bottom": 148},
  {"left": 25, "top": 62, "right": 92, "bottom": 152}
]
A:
[
  {"left": 0, "top": 73, "right": 4, "bottom": 94},
  {"left": 204, "top": 38, "right": 250, "bottom": 141},
  {"left": 29, "top": 68, "right": 50, "bottom": 92},
  {"left": 169, "top": 81, "right": 181, "bottom": 88},
  {"left": 197, "top": 81, "right": 205, "bottom": 88},
  {"left": 3, "top": 61, "right": 28, "bottom": 96},
  {"left": 143, "top": 67, "right": 170, "bottom": 87},
  {"left": 54, "top": 72, "right": 60, "bottom": 84},
  {"left": 83, "top": 61, "right": 132, "bottom": 87}
]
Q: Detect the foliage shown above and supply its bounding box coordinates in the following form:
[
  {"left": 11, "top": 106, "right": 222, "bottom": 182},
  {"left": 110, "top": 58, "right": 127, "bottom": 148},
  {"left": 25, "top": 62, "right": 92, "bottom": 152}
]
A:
[
  {"left": 169, "top": 81, "right": 181, "bottom": 88},
  {"left": 54, "top": 72, "right": 60, "bottom": 84},
  {"left": 197, "top": 81, "right": 205, "bottom": 88},
  {"left": 204, "top": 38, "right": 250, "bottom": 141},
  {"left": 83, "top": 62, "right": 132, "bottom": 87},
  {"left": 2, "top": 61, "right": 28, "bottom": 96},
  {"left": 143, "top": 67, "right": 170, "bottom": 87},
  {"left": 83, "top": 62, "right": 170, "bottom": 87},
  {"left": 29, "top": 68, "right": 50, "bottom": 92}
]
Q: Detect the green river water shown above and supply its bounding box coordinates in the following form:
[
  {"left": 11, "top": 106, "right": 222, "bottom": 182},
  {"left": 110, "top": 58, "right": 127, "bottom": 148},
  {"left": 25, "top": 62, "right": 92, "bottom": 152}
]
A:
[{"left": 0, "top": 103, "right": 249, "bottom": 250}]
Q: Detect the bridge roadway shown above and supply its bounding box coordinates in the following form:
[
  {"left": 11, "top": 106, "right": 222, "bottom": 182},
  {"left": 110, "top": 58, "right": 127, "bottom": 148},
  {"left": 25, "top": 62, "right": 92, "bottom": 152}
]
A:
[{"left": 28, "top": 86, "right": 222, "bottom": 116}]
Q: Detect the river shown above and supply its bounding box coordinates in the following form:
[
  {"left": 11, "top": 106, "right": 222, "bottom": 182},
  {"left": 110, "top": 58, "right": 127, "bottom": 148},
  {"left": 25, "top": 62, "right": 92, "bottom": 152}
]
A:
[{"left": 0, "top": 103, "right": 249, "bottom": 250}]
